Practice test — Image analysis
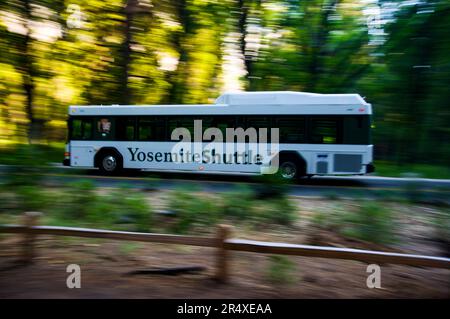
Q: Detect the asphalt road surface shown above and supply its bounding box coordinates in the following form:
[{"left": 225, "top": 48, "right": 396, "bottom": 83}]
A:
[{"left": 1, "top": 164, "right": 449, "bottom": 202}]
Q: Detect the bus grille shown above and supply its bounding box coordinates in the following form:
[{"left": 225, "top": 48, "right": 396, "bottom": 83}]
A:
[{"left": 334, "top": 154, "right": 362, "bottom": 173}]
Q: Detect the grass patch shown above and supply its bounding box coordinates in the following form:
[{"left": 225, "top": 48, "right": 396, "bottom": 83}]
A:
[
  {"left": 374, "top": 161, "right": 450, "bottom": 180},
  {"left": 0, "top": 142, "right": 64, "bottom": 166},
  {"left": 266, "top": 255, "right": 297, "bottom": 284},
  {"left": 340, "top": 201, "right": 397, "bottom": 245},
  {"left": 119, "top": 242, "right": 142, "bottom": 255},
  {"left": 222, "top": 185, "right": 255, "bottom": 220},
  {"left": 256, "top": 197, "right": 297, "bottom": 226},
  {"left": 1, "top": 181, "right": 154, "bottom": 232},
  {"left": 168, "top": 187, "right": 221, "bottom": 234}
]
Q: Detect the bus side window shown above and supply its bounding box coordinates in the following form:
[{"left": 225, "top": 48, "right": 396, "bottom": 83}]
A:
[
  {"left": 139, "top": 117, "right": 166, "bottom": 141},
  {"left": 116, "top": 117, "right": 135, "bottom": 141},
  {"left": 71, "top": 118, "right": 93, "bottom": 140},
  {"left": 95, "top": 117, "right": 113, "bottom": 140},
  {"left": 310, "top": 118, "right": 338, "bottom": 144},
  {"left": 276, "top": 117, "right": 306, "bottom": 143},
  {"left": 213, "top": 116, "right": 236, "bottom": 141},
  {"left": 138, "top": 118, "right": 152, "bottom": 141}
]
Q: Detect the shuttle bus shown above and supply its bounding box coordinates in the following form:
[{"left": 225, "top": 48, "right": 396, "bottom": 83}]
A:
[{"left": 63, "top": 91, "right": 374, "bottom": 179}]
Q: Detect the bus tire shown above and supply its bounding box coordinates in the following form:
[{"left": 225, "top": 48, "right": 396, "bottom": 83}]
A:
[
  {"left": 278, "top": 153, "right": 306, "bottom": 180},
  {"left": 96, "top": 149, "right": 123, "bottom": 174}
]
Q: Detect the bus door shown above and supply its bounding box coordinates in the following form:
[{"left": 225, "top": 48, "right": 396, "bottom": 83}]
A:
[{"left": 70, "top": 117, "right": 95, "bottom": 167}]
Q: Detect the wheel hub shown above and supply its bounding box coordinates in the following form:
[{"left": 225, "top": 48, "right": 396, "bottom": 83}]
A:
[{"left": 103, "top": 156, "right": 117, "bottom": 171}]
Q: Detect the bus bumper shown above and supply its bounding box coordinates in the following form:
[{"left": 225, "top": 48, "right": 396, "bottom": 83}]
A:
[
  {"left": 63, "top": 159, "right": 70, "bottom": 166},
  {"left": 366, "top": 163, "right": 375, "bottom": 174}
]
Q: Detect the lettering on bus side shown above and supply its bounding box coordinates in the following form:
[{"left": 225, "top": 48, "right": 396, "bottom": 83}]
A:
[
  {"left": 128, "top": 119, "right": 279, "bottom": 171},
  {"left": 127, "top": 147, "right": 264, "bottom": 165}
]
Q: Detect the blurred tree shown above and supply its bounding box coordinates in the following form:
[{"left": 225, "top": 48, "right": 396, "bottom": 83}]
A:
[
  {"left": 164, "top": 0, "right": 230, "bottom": 104},
  {"left": 361, "top": 0, "right": 450, "bottom": 165},
  {"left": 246, "top": 0, "right": 372, "bottom": 92},
  {"left": 0, "top": 0, "right": 448, "bottom": 168}
]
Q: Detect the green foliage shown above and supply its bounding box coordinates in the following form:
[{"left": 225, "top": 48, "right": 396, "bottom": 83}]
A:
[
  {"left": 0, "top": 144, "right": 54, "bottom": 187},
  {"left": 119, "top": 242, "right": 142, "bottom": 256},
  {"left": 1, "top": 0, "right": 449, "bottom": 169},
  {"left": 257, "top": 197, "right": 297, "bottom": 226},
  {"left": 168, "top": 188, "right": 221, "bottom": 234},
  {"left": 61, "top": 180, "right": 98, "bottom": 219},
  {"left": 222, "top": 185, "right": 255, "bottom": 220},
  {"left": 266, "top": 255, "right": 296, "bottom": 284},
  {"left": 15, "top": 185, "right": 50, "bottom": 212},
  {"left": 252, "top": 174, "right": 290, "bottom": 200},
  {"left": 403, "top": 181, "right": 425, "bottom": 204},
  {"left": 51, "top": 181, "right": 153, "bottom": 231},
  {"left": 222, "top": 183, "right": 297, "bottom": 225},
  {"left": 340, "top": 201, "right": 397, "bottom": 245},
  {"left": 117, "top": 192, "right": 153, "bottom": 232},
  {"left": 374, "top": 162, "right": 450, "bottom": 180},
  {"left": 310, "top": 210, "right": 327, "bottom": 229},
  {"left": 324, "top": 191, "right": 340, "bottom": 201}
]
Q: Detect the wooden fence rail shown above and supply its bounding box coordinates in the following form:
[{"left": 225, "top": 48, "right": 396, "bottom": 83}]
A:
[
  {"left": 0, "top": 212, "right": 449, "bottom": 283},
  {"left": 0, "top": 225, "right": 216, "bottom": 247},
  {"left": 224, "top": 239, "right": 450, "bottom": 269}
]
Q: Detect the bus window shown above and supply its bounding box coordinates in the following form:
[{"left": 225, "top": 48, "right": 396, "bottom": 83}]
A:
[
  {"left": 276, "top": 117, "right": 306, "bottom": 143},
  {"left": 246, "top": 116, "right": 269, "bottom": 130},
  {"left": 342, "top": 116, "right": 370, "bottom": 145},
  {"left": 71, "top": 117, "right": 93, "bottom": 140},
  {"left": 116, "top": 117, "right": 136, "bottom": 141},
  {"left": 138, "top": 117, "right": 165, "bottom": 141},
  {"left": 212, "top": 116, "right": 236, "bottom": 139},
  {"left": 310, "top": 118, "right": 339, "bottom": 144},
  {"left": 95, "top": 117, "right": 114, "bottom": 140}
]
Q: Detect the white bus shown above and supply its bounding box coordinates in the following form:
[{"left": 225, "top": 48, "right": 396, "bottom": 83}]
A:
[{"left": 63, "top": 91, "right": 374, "bottom": 179}]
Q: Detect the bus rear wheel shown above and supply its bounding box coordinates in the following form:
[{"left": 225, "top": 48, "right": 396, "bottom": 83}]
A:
[
  {"left": 279, "top": 161, "right": 298, "bottom": 180},
  {"left": 98, "top": 152, "right": 122, "bottom": 174}
]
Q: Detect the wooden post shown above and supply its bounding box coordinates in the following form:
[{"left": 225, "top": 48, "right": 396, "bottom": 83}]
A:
[
  {"left": 215, "top": 224, "right": 232, "bottom": 283},
  {"left": 21, "top": 211, "right": 42, "bottom": 264}
]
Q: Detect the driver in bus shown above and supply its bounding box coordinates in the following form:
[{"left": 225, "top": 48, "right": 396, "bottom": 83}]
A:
[{"left": 98, "top": 118, "right": 111, "bottom": 137}]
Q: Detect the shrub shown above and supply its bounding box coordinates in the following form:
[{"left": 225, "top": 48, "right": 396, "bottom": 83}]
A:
[
  {"left": 310, "top": 209, "right": 330, "bottom": 230},
  {"left": 15, "top": 185, "right": 50, "bottom": 212},
  {"left": 2, "top": 145, "right": 50, "bottom": 187},
  {"left": 310, "top": 205, "right": 346, "bottom": 230},
  {"left": 168, "top": 188, "right": 221, "bottom": 233},
  {"left": 118, "top": 192, "right": 153, "bottom": 232},
  {"left": 257, "top": 197, "right": 297, "bottom": 226},
  {"left": 222, "top": 185, "right": 255, "bottom": 220},
  {"left": 61, "top": 179, "right": 98, "bottom": 219},
  {"left": 84, "top": 185, "right": 153, "bottom": 231},
  {"left": 252, "top": 174, "right": 290, "bottom": 200},
  {"left": 340, "top": 201, "right": 396, "bottom": 245},
  {"left": 324, "top": 191, "right": 340, "bottom": 200},
  {"left": 266, "top": 255, "right": 296, "bottom": 284},
  {"left": 403, "top": 180, "right": 425, "bottom": 203}
]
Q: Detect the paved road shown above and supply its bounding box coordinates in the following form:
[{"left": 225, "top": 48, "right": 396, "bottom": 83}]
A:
[{"left": 1, "top": 164, "right": 449, "bottom": 201}]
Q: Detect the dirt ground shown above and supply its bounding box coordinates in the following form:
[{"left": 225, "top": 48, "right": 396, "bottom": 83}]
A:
[{"left": 0, "top": 197, "right": 449, "bottom": 298}]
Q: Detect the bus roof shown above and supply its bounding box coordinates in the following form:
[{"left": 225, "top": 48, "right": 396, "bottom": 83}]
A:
[
  {"left": 215, "top": 91, "right": 368, "bottom": 105},
  {"left": 69, "top": 91, "right": 371, "bottom": 116}
]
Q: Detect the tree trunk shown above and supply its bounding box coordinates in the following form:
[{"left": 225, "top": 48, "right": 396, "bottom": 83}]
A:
[
  {"left": 20, "top": 0, "right": 36, "bottom": 143},
  {"left": 305, "top": 0, "right": 339, "bottom": 92},
  {"left": 119, "top": 0, "right": 139, "bottom": 105}
]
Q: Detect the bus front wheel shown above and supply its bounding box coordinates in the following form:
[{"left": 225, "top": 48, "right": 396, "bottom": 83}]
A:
[
  {"left": 279, "top": 161, "right": 298, "bottom": 180},
  {"left": 97, "top": 152, "right": 122, "bottom": 174},
  {"left": 277, "top": 154, "right": 306, "bottom": 181}
]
